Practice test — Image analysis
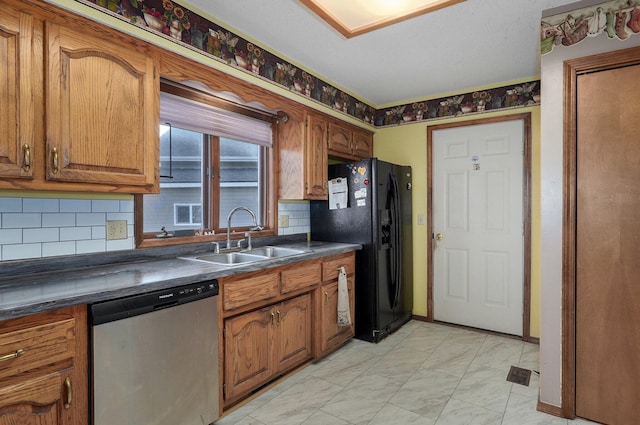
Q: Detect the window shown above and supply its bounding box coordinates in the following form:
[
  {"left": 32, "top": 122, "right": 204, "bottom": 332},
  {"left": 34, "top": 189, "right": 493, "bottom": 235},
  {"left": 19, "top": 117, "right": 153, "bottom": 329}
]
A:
[
  {"left": 174, "top": 204, "right": 202, "bottom": 226},
  {"left": 136, "top": 82, "right": 275, "bottom": 244}
]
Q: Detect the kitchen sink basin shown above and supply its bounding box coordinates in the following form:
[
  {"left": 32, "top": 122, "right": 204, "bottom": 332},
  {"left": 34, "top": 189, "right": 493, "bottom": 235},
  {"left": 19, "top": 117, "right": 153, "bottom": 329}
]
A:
[
  {"left": 181, "top": 252, "right": 268, "bottom": 265},
  {"left": 245, "top": 246, "right": 305, "bottom": 258}
]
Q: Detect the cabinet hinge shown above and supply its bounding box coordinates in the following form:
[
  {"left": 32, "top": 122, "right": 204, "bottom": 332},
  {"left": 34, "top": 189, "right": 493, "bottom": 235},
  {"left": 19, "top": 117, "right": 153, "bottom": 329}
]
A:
[
  {"left": 222, "top": 383, "right": 226, "bottom": 396},
  {"left": 222, "top": 328, "right": 226, "bottom": 338}
]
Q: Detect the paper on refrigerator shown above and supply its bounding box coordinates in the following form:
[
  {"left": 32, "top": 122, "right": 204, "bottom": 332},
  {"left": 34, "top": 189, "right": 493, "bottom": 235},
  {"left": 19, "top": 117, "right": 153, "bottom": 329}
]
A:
[{"left": 328, "top": 177, "right": 348, "bottom": 209}]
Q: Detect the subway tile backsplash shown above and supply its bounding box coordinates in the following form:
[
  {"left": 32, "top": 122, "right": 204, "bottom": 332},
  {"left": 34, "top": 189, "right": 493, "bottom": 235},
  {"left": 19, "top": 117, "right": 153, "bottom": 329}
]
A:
[
  {"left": 0, "top": 197, "right": 310, "bottom": 261},
  {"left": 0, "top": 196, "right": 134, "bottom": 261},
  {"left": 277, "top": 201, "right": 310, "bottom": 236}
]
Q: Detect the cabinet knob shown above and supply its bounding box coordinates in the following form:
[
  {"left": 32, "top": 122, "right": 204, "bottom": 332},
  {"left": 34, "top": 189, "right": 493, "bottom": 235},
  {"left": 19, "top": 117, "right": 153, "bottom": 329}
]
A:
[
  {"left": 22, "top": 144, "right": 30, "bottom": 172},
  {"left": 52, "top": 147, "right": 59, "bottom": 174},
  {"left": 64, "top": 377, "right": 73, "bottom": 409},
  {"left": 0, "top": 348, "right": 25, "bottom": 363}
]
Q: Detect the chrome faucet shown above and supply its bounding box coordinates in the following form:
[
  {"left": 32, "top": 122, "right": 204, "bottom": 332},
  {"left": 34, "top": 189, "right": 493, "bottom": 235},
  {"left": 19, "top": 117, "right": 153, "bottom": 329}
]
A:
[{"left": 226, "top": 206, "right": 262, "bottom": 250}]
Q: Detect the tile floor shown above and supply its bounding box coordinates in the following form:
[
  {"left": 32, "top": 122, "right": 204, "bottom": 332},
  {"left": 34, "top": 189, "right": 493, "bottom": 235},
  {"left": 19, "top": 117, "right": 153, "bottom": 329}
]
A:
[{"left": 215, "top": 320, "right": 599, "bottom": 425}]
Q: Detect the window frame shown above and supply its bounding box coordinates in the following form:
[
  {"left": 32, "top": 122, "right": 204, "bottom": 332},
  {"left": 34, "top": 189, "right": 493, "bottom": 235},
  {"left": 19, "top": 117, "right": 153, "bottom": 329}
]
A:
[{"left": 135, "top": 82, "right": 278, "bottom": 248}]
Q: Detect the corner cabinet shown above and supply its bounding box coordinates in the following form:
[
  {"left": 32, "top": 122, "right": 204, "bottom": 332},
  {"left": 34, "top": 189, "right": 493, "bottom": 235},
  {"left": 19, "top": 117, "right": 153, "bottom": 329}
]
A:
[
  {"left": 0, "top": 1, "right": 160, "bottom": 193},
  {"left": 0, "top": 305, "right": 88, "bottom": 425}
]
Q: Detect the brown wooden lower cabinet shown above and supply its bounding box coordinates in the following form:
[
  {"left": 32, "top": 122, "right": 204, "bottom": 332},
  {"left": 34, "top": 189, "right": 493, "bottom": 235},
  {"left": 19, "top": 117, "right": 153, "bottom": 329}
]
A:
[
  {"left": 221, "top": 252, "right": 356, "bottom": 408},
  {"left": 0, "top": 305, "right": 87, "bottom": 425},
  {"left": 223, "top": 294, "right": 312, "bottom": 403},
  {"left": 224, "top": 304, "right": 275, "bottom": 402},
  {"left": 320, "top": 278, "right": 354, "bottom": 355}
]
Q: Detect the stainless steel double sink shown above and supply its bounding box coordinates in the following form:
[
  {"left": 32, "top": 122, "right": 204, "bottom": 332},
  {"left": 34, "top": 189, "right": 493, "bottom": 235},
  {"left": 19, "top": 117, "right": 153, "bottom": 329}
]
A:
[{"left": 179, "top": 246, "right": 306, "bottom": 266}]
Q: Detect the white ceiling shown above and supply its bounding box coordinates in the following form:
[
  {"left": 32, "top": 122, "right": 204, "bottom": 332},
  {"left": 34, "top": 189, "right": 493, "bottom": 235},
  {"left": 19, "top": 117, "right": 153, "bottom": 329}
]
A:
[{"left": 187, "top": 0, "right": 579, "bottom": 106}]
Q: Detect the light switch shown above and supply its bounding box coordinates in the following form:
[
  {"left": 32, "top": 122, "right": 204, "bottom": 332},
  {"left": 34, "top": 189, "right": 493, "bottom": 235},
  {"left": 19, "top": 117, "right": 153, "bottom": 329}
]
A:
[{"left": 417, "top": 214, "right": 425, "bottom": 226}]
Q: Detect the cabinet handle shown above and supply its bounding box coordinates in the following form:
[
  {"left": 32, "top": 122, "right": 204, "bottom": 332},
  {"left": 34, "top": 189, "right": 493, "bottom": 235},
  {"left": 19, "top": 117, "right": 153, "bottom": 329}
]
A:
[
  {"left": 0, "top": 348, "right": 25, "bottom": 363},
  {"left": 324, "top": 290, "right": 328, "bottom": 303},
  {"left": 23, "top": 144, "right": 31, "bottom": 171},
  {"left": 276, "top": 310, "right": 281, "bottom": 324},
  {"left": 271, "top": 311, "right": 275, "bottom": 325},
  {"left": 64, "top": 377, "right": 72, "bottom": 409},
  {"left": 52, "top": 147, "right": 59, "bottom": 174}
]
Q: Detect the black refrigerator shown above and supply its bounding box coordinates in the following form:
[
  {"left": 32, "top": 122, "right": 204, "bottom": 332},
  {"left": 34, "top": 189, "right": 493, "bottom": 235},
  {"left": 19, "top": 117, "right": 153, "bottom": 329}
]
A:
[{"left": 310, "top": 158, "right": 413, "bottom": 343}]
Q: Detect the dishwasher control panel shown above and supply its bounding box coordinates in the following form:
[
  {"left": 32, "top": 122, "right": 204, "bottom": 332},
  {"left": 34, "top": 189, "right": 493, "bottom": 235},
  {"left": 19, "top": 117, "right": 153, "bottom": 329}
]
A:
[{"left": 90, "top": 280, "right": 219, "bottom": 325}]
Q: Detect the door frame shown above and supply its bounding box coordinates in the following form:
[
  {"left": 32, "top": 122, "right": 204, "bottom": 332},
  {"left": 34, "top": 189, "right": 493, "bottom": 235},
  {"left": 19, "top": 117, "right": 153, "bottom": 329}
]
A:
[
  {"left": 561, "top": 45, "right": 640, "bottom": 419},
  {"left": 426, "top": 113, "right": 532, "bottom": 341}
]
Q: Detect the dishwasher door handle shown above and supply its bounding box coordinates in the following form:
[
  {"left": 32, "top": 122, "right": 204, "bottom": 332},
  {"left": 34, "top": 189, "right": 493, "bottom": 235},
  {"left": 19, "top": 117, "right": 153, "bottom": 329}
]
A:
[{"left": 154, "top": 301, "right": 179, "bottom": 311}]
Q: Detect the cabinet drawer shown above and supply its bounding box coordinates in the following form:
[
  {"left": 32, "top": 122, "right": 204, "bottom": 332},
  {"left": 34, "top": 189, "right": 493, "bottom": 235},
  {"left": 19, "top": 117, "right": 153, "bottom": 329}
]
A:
[
  {"left": 322, "top": 254, "right": 355, "bottom": 281},
  {"left": 281, "top": 262, "right": 321, "bottom": 294},
  {"left": 0, "top": 317, "right": 76, "bottom": 382},
  {"left": 223, "top": 272, "right": 280, "bottom": 311}
]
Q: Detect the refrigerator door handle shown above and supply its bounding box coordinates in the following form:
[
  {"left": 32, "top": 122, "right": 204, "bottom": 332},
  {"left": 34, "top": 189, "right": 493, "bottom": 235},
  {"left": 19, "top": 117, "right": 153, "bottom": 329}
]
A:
[{"left": 389, "top": 173, "right": 403, "bottom": 310}]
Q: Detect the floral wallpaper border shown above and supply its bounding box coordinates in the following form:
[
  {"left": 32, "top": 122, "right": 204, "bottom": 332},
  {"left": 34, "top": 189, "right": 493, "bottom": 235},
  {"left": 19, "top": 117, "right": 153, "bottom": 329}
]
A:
[
  {"left": 375, "top": 82, "right": 540, "bottom": 127},
  {"left": 541, "top": 0, "right": 640, "bottom": 54},
  {"left": 76, "top": 0, "right": 541, "bottom": 128}
]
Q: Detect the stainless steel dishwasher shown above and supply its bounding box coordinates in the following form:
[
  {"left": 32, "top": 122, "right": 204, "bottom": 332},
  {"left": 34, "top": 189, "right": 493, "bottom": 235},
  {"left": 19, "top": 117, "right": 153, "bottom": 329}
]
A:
[{"left": 90, "top": 280, "right": 219, "bottom": 425}]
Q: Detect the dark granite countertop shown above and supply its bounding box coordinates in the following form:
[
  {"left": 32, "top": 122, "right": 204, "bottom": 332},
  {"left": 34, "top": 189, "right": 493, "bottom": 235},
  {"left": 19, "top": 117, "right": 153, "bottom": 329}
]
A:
[{"left": 0, "top": 238, "right": 360, "bottom": 321}]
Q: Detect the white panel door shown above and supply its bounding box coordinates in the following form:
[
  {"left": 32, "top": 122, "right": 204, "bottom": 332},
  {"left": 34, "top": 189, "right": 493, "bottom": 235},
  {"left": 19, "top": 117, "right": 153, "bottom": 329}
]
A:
[{"left": 433, "top": 120, "right": 524, "bottom": 335}]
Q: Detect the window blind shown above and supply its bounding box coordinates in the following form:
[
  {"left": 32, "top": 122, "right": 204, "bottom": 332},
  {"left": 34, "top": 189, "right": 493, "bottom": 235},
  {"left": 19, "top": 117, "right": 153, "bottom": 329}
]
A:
[{"left": 160, "top": 91, "right": 273, "bottom": 146}]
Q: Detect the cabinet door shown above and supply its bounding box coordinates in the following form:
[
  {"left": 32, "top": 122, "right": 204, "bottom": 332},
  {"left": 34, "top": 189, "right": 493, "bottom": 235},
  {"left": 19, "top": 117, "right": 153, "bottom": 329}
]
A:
[
  {"left": 352, "top": 129, "right": 373, "bottom": 159},
  {"left": 224, "top": 306, "right": 275, "bottom": 401},
  {"left": 0, "top": 305, "right": 87, "bottom": 425},
  {"left": 0, "top": 7, "right": 38, "bottom": 179},
  {"left": 46, "top": 22, "right": 159, "bottom": 191},
  {"left": 305, "top": 113, "right": 328, "bottom": 198},
  {"left": 274, "top": 294, "right": 312, "bottom": 373},
  {"left": 321, "top": 278, "right": 354, "bottom": 354},
  {"left": 328, "top": 122, "right": 353, "bottom": 157},
  {"left": 0, "top": 370, "right": 74, "bottom": 425}
]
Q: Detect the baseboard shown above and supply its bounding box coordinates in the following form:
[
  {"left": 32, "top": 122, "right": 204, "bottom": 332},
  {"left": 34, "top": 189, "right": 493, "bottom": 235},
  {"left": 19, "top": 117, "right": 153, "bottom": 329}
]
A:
[
  {"left": 537, "top": 399, "right": 569, "bottom": 418},
  {"left": 411, "top": 314, "right": 429, "bottom": 322}
]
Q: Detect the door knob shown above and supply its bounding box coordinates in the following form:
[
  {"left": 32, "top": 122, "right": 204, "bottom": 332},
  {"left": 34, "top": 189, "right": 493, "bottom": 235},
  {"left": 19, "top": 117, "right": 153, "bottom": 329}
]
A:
[{"left": 435, "top": 233, "right": 443, "bottom": 240}]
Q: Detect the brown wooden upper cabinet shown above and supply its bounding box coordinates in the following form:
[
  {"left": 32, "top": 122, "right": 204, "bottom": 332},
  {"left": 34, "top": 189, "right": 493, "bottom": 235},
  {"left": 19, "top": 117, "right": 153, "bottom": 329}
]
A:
[
  {"left": 278, "top": 108, "right": 373, "bottom": 200},
  {"left": 352, "top": 128, "right": 374, "bottom": 159},
  {"left": 46, "top": 22, "right": 159, "bottom": 191},
  {"left": 304, "top": 112, "right": 329, "bottom": 199},
  {"left": 0, "top": 6, "right": 37, "bottom": 180},
  {"left": 328, "top": 122, "right": 373, "bottom": 159},
  {"left": 278, "top": 109, "right": 327, "bottom": 200},
  {"left": 0, "top": 1, "right": 160, "bottom": 193},
  {"left": 327, "top": 122, "right": 352, "bottom": 157}
]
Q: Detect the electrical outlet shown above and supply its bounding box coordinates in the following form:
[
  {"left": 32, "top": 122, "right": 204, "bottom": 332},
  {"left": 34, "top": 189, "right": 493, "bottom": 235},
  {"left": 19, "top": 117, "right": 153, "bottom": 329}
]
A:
[
  {"left": 106, "top": 220, "right": 128, "bottom": 240},
  {"left": 279, "top": 215, "right": 289, "bottom": 228}
]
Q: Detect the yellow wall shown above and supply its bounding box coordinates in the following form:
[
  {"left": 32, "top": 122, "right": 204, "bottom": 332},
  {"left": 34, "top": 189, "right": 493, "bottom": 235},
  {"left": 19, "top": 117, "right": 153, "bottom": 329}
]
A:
[{"left": 374, "top": 106, "right": 541, "bottom": 338}]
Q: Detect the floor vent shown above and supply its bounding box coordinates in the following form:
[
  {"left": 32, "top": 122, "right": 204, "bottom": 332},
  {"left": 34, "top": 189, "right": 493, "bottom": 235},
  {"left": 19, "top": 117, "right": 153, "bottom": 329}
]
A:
[{"left": 506, "top": 366, "right": 531, "bottom": 386}]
